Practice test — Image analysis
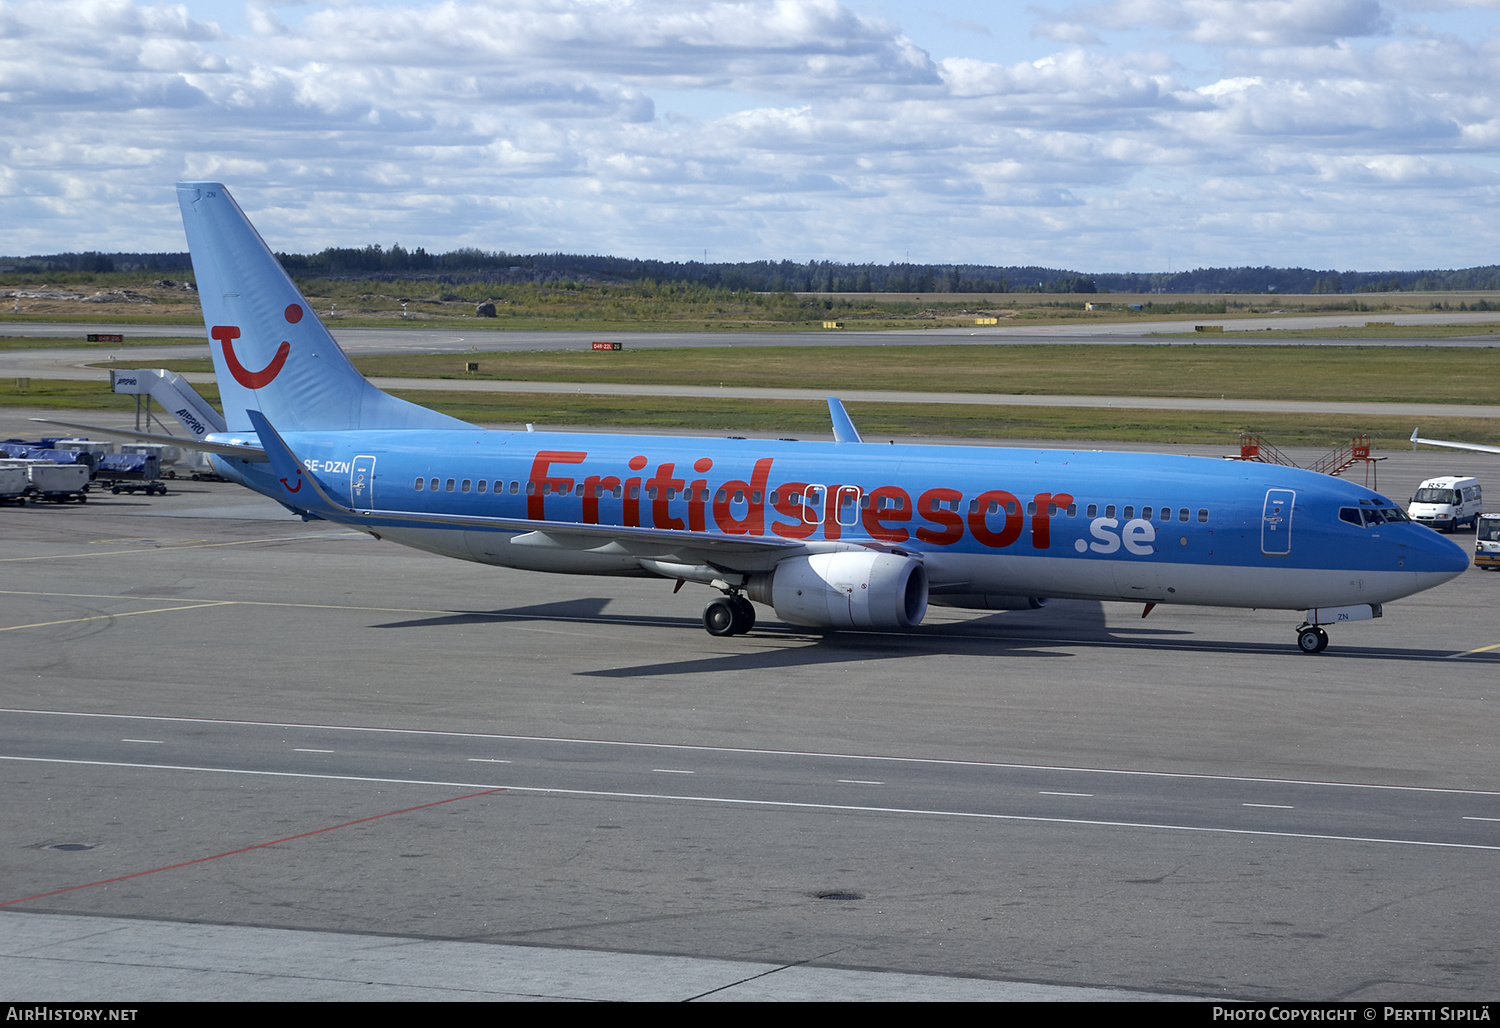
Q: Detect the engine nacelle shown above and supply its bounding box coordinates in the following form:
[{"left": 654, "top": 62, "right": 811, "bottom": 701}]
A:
[{"left": 747, "top": 552, "right": 928, "bottom": 630}]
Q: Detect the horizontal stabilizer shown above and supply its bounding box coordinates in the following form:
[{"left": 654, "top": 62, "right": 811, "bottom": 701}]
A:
[
  {"left": 29, "top": 418, "right": 267, "bottom": 461},
  {"left": 1410, "top": 427, "right": 1500, "bottom": 455}
]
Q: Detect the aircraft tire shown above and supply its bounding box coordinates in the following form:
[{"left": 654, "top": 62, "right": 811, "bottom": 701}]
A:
[
  {"left": 1297, "top": 627, "right": 1328, "bottom": 654},
  {"left": 704, "top": 597, "right": 738, "bottom": 637},
  {"left": 730, "top": 595, "right": 756, "bottom": 635}
]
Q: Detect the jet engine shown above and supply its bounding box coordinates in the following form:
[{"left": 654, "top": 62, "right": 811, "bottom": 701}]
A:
[{"left": 746, "top": 552, "right": 928, "bottom": 630}]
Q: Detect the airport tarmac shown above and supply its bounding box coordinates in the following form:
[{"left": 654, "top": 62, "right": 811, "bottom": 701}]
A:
[{"left": 2, "top": 415, "right": 1498, "bottom": 1001}]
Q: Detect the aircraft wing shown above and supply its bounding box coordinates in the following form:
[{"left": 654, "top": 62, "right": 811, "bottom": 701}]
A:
[
  {"left": 29, "top": 418, "right": 269, "bottom": 460},
  {"left": 246, "top": 411, "right": 799, "bottom": 567},
  {"left": 1410, "top": 428, "right": 1500, "bottom": 455}
]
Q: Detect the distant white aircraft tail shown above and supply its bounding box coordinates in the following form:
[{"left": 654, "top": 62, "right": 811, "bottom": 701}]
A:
[{"left": 176, "top": 182, "right": 471, "bottom": 434}]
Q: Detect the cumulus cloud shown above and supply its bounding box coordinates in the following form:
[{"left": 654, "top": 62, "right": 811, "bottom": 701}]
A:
[
  {"left": 0, "top": 0, "right": 1498, "bottom": 269},
  {"left": 1029, "top": 0, "right": 1390, "bottom": 46}
]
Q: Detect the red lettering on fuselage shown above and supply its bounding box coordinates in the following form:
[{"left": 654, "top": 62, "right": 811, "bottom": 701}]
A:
[
  {"left": 647, "top": 462, "right": 686, "bottom": 530},
  {"left": 713, "top": 458, "right": 773, "bottom": 535},
  {"left": 581, "top": 474, "right": 621, "bottom": 524},
  {"left": 863, "top": 486, "right": 912, "bottom": 542},
  {"left": 916, "top": 487, "right": 964, "bottom": 546},
  {"left": 1030, "top": 492, "right": 1075, "bottom": 550},
  {"left": 771, "top": 481, "right": 817, "bottom": 540},
  {"left": 528, "top": 451, "right": 587, "bottom": 520},
  {"left": 968, "top": 489, "right": 1024, "bottom": 549},
  {"left": 510, "top": 448, "right": 1078, "bottom": 553}
]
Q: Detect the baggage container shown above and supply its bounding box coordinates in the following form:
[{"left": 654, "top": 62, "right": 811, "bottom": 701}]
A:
[
  {"left": 0, "top": 465, "right": 30, "bottom": 504},
  {"left": 26, "top": 462, "right": 90, "bottom": 502}
]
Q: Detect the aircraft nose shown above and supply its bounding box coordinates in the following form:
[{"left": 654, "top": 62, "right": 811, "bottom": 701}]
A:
[{"left": 1406, "top": 526, "right": 1470, "bottom": 587}]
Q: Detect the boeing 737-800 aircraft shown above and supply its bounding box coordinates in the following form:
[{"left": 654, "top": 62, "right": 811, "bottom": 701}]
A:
[{"left": 52, "top": 184, "right": 1472, "bottom": 653}]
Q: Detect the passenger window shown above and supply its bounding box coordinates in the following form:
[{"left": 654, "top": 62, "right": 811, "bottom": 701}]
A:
[
  {"left": 1178, "top": 508, "right": 1188, "bottom": 522},
  {"left": 414, "top": 478, "right": 424, "bottom": 491},
  {"left": 1123, "top": 506, "right": 1134, "bottom": 519},
  {"left": 429, "top": 478, "right": 439, "bottom": 491},
  {"left": 445, "top": 479, "right": 455, "bottom": 492},
  {"left": 461, "top": 479, "right": 471, "bottom": 493},
  {"left": 1066, "top": 504, "right": 1077, "bottom": 517},
  {"left": 477, "top": 480, "right": 487, "bottom": 493},
  {"left": 508, "top": 481, "right": 518, "bottom": 494},
  {"left": 1105, "top": 504, "right": 1116, "bottom": 518},
  {"left": 1159, "top": 507, "right": 1170, "bottom": 522},
  {"left": 1143, "top": 507, "right": 1153, "bottom": 520},
  {"left": 1087, "top": 504, "right": 1097, "bottom": 518},
  {"left": 1197, "top": 509, "right": 1208, "bottom": 523}
]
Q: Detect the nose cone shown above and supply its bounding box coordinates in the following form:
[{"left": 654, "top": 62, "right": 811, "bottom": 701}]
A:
[{"left": 1406, "top": 525, "right": 1470, "bottom": 590}]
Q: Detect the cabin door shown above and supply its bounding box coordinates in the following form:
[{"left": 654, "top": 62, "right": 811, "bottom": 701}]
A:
[
  {"left": 1262, "top": 488, "right": 1294, "bottom": 556},
  {"left": 351, "top": 455, "right": 376, "bottom": 511}
]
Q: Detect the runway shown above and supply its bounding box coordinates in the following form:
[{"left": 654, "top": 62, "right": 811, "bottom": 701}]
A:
[{"left": 2, "top": 426, "right": 1497, "bottom": 1000}]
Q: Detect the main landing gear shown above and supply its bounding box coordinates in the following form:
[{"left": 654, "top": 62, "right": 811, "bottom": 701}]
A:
[
  {"left": 703, "top": 593, "right": 756, "bottom": 637},
  {"left": 1296, "top": 624, "right": 1329, "bottom": 655}
]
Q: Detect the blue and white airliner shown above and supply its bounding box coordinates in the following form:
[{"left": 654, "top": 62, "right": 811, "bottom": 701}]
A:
[{"left": 51, "top": 184, "right": 1471, "bottom": 653}]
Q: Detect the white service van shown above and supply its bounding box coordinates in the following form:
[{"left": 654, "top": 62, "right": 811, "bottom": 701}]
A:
[{"left": 1407, "top": 476, "right": 1483, "bottom": 532}]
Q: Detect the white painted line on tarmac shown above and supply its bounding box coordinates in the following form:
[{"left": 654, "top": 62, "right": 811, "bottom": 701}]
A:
[
  {"left": 1243, "top": 803, "right": 1295, "bottom": 809},
  {"left": 1039, "top": 791, "right": 1092, "bottom": 797},
  {"left": 2, "top": 754, "right": 1496, "bottom": 853},
  {"left": 7, "top": 708, "right": 1500, "bottom": 797}
]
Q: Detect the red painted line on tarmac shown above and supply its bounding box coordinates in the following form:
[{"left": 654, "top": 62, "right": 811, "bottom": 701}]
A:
[{"left": 2, "top": 787, "right": 506, "bottom": 907}]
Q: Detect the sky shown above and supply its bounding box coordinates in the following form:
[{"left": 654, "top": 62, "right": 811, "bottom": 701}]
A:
[{"left": 3, "top": 0, "right": 1500, "bottom": 272}]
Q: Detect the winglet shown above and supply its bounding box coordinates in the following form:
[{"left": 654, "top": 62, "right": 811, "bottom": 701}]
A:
[
  {"left": 1412, "top": 427, "right": 1420, "bottom": 452},
  {"left": 245, "top": 409, "right": 343, "bottom": 516},
  {"left": 827, "top": 397, "right": 864, "bottom": 444}
]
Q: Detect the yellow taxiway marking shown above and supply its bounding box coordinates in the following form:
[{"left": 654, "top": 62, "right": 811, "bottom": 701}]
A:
[
  {"left": 0, "top": 601, "right": 235, "bottom": 633},
  {"left": 1447, "top": 642, "right": 1500, "bottom": 658}
]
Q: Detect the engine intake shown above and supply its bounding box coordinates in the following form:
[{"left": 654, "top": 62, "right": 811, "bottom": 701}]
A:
[{"left": 747, "top": 552, "right": 928, "bottom": 630}]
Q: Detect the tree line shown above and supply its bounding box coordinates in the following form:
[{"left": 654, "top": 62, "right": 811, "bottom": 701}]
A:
[{"left": 6, "top": 247, "right": 1500, "bottom": 295}]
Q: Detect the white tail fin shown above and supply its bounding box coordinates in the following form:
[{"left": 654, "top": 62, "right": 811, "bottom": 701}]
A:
[{"left": 176, "top": 183, "right": 471, "bottom": 434}]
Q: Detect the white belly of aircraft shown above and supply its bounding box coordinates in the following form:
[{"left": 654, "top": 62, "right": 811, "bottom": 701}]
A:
[{"left": 372, "top": 524, "right": 1436, "bottom": 612}]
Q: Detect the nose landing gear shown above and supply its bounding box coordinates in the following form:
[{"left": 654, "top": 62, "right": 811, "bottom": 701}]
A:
[
  {"left": 704, "top": 593, "right": 757, "bottom": 637},
  {"left": 1296, "top": 624, "right": 1329, "bottom": 654}
]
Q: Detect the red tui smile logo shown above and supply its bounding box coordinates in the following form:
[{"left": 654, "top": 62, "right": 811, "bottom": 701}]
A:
[{"left": 211, "top": 304, "right": 302, "bottom": 389}]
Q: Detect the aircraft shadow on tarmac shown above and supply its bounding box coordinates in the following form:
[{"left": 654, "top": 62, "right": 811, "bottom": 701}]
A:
[{"left": 368, "top": 598, "right": 1496, "bottom": 677}]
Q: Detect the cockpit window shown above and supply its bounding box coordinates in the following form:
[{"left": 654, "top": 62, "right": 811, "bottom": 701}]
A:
[{"left": 1341, "top": 506, "right": 1409, "bottom": 527}]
